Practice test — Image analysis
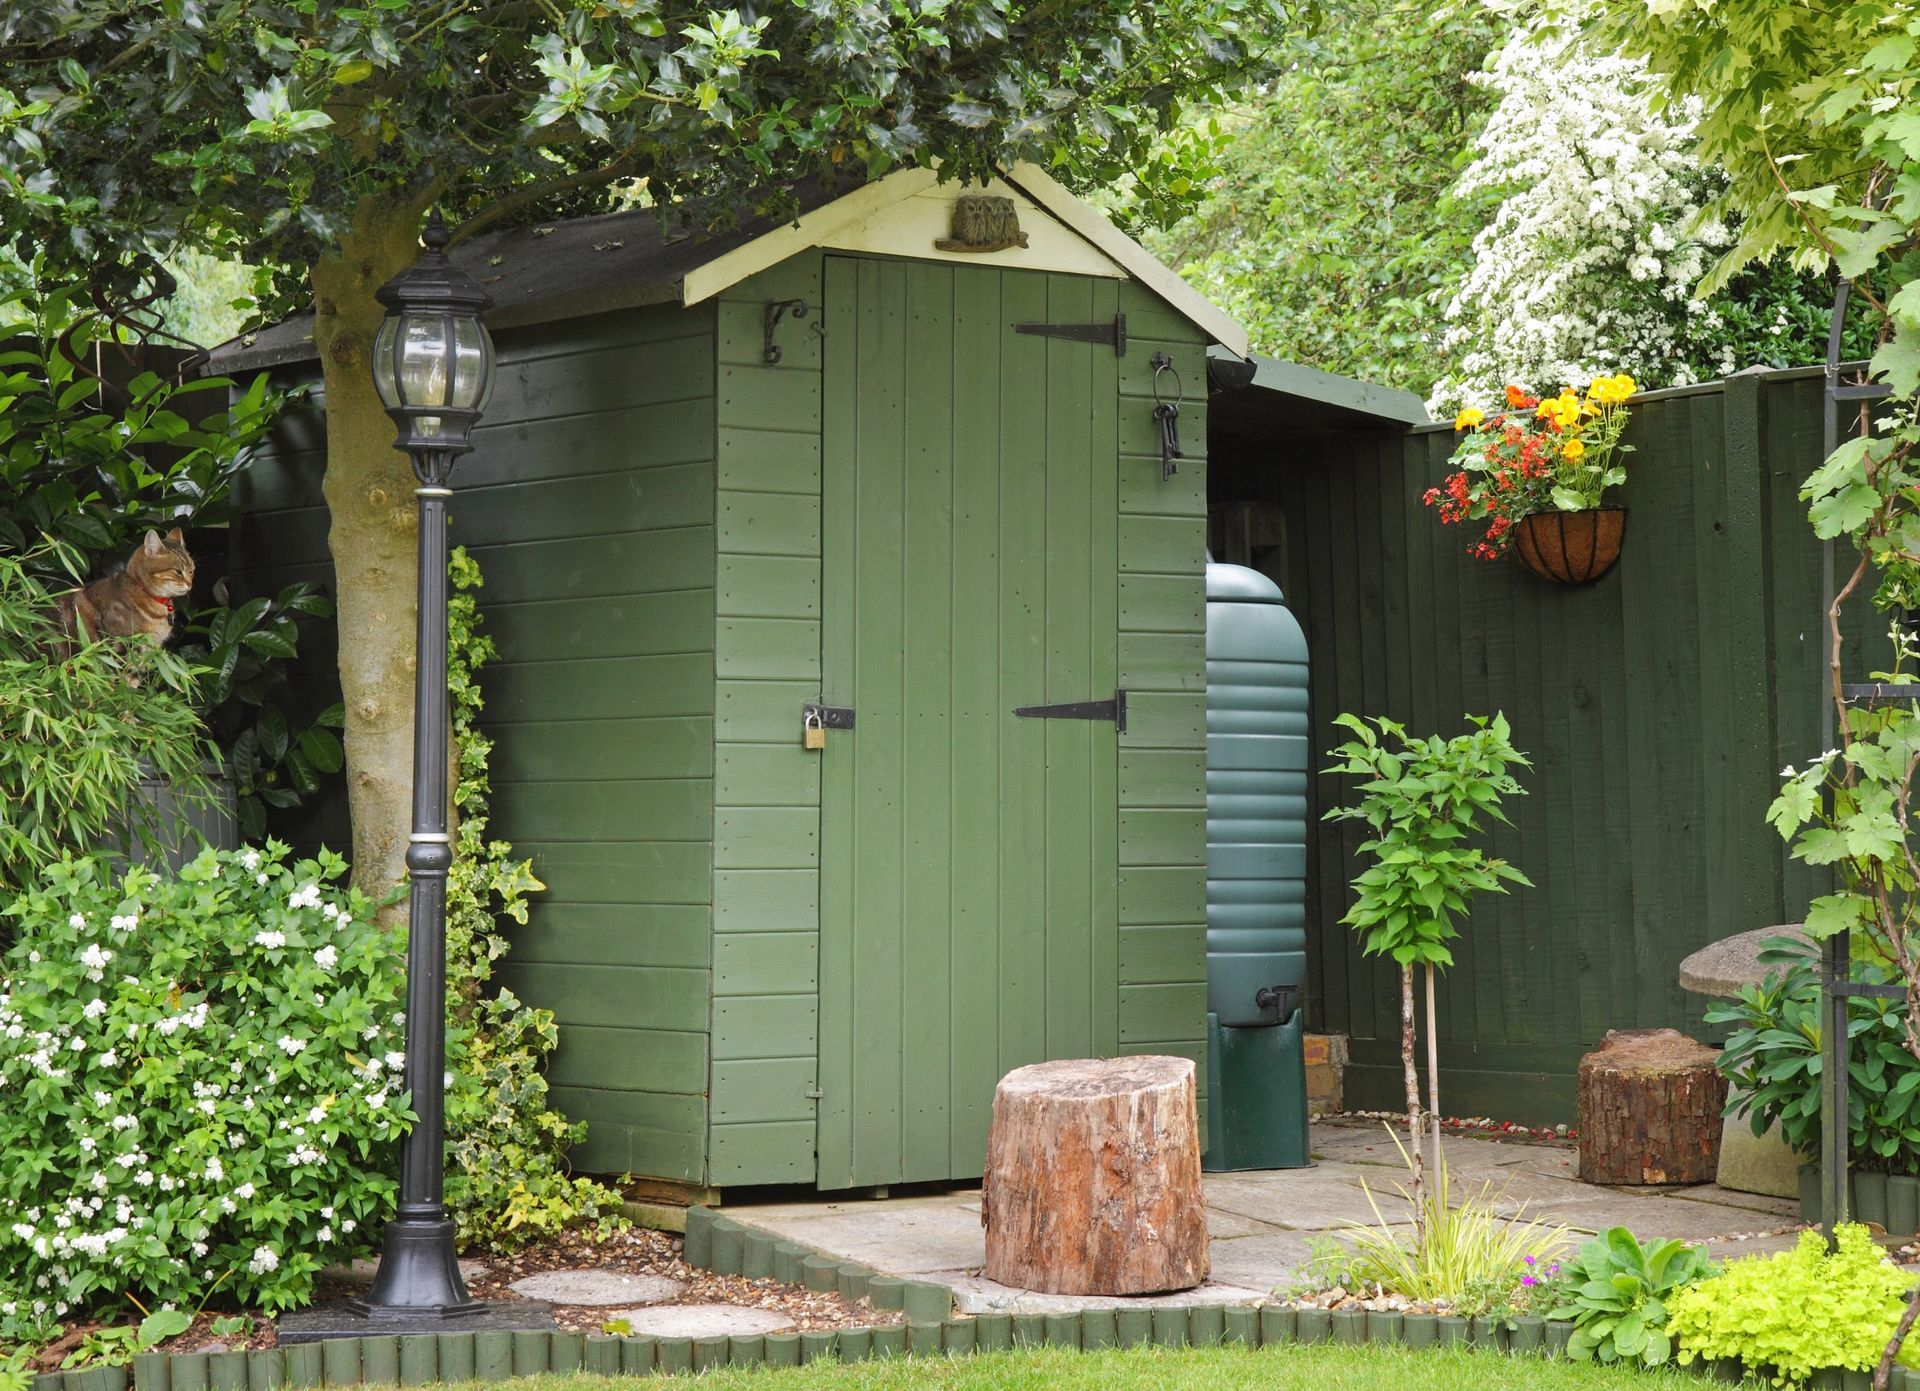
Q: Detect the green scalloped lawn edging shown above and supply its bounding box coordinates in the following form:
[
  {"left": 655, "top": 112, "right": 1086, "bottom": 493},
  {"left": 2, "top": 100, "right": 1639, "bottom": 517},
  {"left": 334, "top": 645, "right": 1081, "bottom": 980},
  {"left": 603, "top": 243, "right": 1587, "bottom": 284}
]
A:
[{"left": 28, "top": 1206, "right": 1915, "bottom": 1391}]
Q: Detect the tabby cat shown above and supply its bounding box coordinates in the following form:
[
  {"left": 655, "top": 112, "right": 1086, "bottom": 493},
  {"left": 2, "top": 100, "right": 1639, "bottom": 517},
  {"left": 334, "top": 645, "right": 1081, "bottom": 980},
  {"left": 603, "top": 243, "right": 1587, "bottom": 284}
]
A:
[{"left": 53, "top": 528, "right": 194, "bottom": 645}]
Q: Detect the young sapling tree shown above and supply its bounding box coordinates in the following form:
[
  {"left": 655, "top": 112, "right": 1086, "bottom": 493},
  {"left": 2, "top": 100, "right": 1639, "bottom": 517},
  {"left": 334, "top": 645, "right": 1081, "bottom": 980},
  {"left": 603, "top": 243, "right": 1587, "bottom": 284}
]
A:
[{"left": 1323, "top": 712, "right": 1531, "bottom": 1233}]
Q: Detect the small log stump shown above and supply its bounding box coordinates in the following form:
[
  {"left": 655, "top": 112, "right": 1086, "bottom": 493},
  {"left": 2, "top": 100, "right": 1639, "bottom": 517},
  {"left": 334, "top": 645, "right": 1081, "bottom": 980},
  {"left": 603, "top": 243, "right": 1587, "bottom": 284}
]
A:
[
  {"left": 980, "top": 1056, "right": 1208, "bottom": 1295},
  {"left": 1576, "top": 1028, "right": 1727, "bottom": 1186}
]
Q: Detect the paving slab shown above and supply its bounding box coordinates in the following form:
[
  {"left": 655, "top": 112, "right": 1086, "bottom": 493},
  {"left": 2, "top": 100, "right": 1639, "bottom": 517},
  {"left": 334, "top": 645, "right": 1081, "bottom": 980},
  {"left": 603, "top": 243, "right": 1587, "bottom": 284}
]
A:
[
  {"left": 612, "top": 1305, "right": 796, "bottom": 1338},
  {"left": 717, "top": 1122, "right": 1802, "bottom": 1306},
  {"left": 507, "top": 1270, "right": 683, "bottom": 1306},
  {"left": 931, "top": 1272, "right": 1264, "bottom": 1315},
  {"left": 1205, "top": 1231, "right": 1327, "bottom": 1294},
  {"left": 728, "top": 1201, "right": 988, "bottom": 1276}
]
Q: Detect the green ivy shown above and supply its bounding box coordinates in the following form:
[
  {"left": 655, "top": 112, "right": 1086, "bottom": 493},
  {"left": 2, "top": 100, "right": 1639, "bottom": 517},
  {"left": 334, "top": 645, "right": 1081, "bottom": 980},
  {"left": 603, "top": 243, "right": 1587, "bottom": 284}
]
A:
[{"left": 440, "top": 546, "right": 627, "bottom": 1250}]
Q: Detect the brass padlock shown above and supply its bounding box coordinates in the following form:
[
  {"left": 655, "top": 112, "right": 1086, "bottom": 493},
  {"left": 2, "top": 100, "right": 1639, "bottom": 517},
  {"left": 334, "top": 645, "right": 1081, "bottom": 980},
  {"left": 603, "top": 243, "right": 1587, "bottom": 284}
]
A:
[{"left": 802, "top": 710, "right": 826, "bottom": 751}]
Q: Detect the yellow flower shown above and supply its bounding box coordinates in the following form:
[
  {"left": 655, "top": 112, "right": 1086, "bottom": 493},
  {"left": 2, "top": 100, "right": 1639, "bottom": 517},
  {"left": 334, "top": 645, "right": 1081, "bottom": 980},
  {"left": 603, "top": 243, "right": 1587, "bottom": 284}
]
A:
[
  {"left": 1562, "top": 437, "right": 1586, "bottom": 460},
  {"left": 1454, "top": 407, "right": 1485, "bottom": 431}
]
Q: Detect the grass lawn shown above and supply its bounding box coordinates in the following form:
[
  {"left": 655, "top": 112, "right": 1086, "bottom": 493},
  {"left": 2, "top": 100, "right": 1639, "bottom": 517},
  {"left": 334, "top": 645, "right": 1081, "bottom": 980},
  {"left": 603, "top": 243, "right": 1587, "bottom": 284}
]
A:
[{"left": 420, "top": 1344, "right": 1747, "bottom": 1390}]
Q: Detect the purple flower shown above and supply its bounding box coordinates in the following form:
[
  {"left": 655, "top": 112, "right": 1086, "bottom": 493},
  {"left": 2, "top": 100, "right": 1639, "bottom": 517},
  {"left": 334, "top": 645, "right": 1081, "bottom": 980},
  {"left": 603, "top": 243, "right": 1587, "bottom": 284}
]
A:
[
  {"left": 1521, "top": 1275, "right": 1537, "bottom": 1287},
  {"left": 1523, "top": 1255, "right": 1536, "bottom": 1265}
]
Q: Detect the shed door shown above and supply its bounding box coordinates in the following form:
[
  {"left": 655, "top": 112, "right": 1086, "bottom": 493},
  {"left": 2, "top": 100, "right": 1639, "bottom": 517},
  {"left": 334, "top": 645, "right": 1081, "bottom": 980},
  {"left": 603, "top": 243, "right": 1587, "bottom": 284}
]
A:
[{"left": 817, "top": 256, "right": 1121, "bottom": 1188}]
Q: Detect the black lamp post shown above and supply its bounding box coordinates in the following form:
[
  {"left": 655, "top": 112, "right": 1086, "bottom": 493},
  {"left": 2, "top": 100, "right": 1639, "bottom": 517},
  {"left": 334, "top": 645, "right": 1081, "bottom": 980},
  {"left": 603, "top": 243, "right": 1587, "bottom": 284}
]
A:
[{"left": 354, "top": 209, "right": 495, "bottom": 1320}]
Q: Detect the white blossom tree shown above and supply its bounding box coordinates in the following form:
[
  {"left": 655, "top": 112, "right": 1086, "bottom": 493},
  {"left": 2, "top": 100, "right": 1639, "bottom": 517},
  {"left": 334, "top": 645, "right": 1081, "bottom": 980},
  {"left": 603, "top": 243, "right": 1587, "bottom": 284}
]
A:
[{"left": 1426, "top": 9, "right": 1842, "bottom": 414}]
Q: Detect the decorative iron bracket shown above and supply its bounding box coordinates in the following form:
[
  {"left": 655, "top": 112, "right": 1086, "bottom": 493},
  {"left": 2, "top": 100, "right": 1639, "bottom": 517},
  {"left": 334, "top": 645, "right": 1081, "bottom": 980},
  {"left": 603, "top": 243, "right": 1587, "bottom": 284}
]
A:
[
  {"left": 1013, "top": 690, "right": 1127, "bottom": 733},
  {"left": 764, "top": 298, "right": 811, "bottom": 365},
  {"left": 1013, "top": 314, "right": 1127, "bottom": 356}
]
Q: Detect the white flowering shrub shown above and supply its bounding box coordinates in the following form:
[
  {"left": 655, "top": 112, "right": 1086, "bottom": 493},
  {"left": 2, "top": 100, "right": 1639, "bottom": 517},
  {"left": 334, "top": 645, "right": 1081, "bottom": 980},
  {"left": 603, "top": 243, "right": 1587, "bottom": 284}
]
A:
[
  {"left": 1426, "top": 12, "right": 1849, "bottom": 415},
  {"left": 0, "top": 845, "right": 409, "bottom": 1317}
]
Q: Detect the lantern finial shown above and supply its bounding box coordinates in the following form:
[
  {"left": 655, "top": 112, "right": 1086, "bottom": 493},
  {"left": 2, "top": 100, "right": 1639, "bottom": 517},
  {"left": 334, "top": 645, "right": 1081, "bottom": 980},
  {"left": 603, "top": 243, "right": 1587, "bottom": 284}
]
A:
[{"left": 422, "top": 208, "right": 451, "bottom": 256}]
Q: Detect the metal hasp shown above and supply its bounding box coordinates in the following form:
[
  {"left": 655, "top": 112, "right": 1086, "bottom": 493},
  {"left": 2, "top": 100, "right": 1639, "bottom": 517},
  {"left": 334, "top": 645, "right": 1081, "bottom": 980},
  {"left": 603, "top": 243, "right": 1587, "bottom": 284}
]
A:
[
  {"left": 801, "top": 701, "right": 855, "bottom": 730},
  {"left": 764, "top": 298, "right": 810, "bottom": 364},
  {"left": 1012, "top": 312, "right": 1127, "bottom": 356},
  {"left": 1012, "top": 690, "right": 1126, "bottom": 733},
  {"left": 1819, "top": 275, "right": 1897, "bottom": 1246},
  {"left": 1202, "top": 561, "right": 1311, "bottom": 1171}
]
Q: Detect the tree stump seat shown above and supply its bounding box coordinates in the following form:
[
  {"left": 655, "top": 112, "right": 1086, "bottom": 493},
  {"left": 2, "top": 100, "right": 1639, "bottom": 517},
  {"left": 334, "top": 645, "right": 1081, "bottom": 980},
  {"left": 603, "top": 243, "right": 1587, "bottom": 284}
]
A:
[
  {"left": 981, "top": 1056, "right": 1209, "bottom": 1295},
  {"left": 1576, "top": 1028, "right": 1727, "bottom": 1186}
]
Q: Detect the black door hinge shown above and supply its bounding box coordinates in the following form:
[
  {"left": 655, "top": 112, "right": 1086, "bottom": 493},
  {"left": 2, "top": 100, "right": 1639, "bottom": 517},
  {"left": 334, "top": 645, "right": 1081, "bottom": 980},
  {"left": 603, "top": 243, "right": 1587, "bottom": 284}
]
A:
[
  {"left": 1013, "top": 313, "right": 1126, "bottom": 356},
  {"left": 1013, "top": 690, "right": 1127, "bottom": 733}
]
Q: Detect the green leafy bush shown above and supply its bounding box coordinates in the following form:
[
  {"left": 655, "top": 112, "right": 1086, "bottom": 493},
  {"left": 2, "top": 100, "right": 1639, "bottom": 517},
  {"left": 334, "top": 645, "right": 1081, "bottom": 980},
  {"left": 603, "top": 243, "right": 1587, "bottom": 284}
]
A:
[
  {"left": 1546, "top": 1227, "right": 1713, "bottom": 1367},
  {"left": 441, "top": 548, "right": 627, "bottom": 1249},
  {"left": 1667, "top": 1225, "right": 1918, "bottom": 1385},
  {"left": 0, "top": 549, "right": 214, "bottom": 898},
  {"left": 0, "top": 846, "right": 408, "bottom": 1316},
  {"left": 1710, "top": 936, "right": 1920, "bottom": 1173}
]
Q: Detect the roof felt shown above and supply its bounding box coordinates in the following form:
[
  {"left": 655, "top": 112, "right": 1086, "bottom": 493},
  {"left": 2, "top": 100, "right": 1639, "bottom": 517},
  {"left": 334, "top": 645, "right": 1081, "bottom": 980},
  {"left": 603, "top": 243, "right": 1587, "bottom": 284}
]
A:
[
  {"left": 205, "top": 183, "right": 850, "bottom": 375},
  {"left": 1206, "top": 347, "right": 1430, "bottom": 435}
]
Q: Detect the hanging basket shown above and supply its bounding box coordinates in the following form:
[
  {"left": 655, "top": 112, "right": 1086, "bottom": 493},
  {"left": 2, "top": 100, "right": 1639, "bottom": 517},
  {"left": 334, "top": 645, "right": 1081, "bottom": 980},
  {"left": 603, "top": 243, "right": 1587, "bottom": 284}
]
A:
[{"left": 1511, "top": 507, "right": 1626, "bottom": 585}]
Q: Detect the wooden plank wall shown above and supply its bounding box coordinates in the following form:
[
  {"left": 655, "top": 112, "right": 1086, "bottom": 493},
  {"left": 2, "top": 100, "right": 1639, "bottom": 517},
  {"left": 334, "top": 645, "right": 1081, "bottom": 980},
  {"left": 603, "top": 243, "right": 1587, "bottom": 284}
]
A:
[
  {"left": 707, "top": 254, "right": 828, "bottom": 1185},
  {"left": 1259, "top": 368, "right": 1874, "bottom": 1121},
  {"left": 229, "top": 307, "right": 721, "bottom": 1181},
  {"left": 1114, "top": 282, "right": 1211, "bottom": 1122}
]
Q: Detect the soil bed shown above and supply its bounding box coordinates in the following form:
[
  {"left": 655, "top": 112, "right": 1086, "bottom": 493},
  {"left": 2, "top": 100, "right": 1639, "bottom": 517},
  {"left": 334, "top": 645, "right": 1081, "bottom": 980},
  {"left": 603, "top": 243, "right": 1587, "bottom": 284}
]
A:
[{"left": 30, "top": 1227, "right": 892, "bottom": 1371}]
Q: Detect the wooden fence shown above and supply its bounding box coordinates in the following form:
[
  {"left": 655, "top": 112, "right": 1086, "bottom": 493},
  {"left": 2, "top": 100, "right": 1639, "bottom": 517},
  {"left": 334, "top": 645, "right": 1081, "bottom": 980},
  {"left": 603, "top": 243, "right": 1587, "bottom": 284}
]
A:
[{"left": 1211, "top": 365, "right": 1876, "bottom": 1121}]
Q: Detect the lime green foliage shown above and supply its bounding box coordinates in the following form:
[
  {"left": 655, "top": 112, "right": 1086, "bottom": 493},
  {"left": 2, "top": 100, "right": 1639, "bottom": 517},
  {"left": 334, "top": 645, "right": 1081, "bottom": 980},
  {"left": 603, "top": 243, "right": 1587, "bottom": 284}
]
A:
[
  {"left": 154, "top": 251, "right": 259, "bottom": 349},
  {"left": 491, "top": 1343, "right": 1722, "bottom": 1391},
  {"left": 1322, "top": 713, "right": 1532, "bottom": 970},
  {"left": 1142, "top": 0, "right": 1499, "bottom": 397},
  {"left": 1666, "top": 1225, "right": 1917, "bottom": 1385},
  {"left": 1709, "top": 936, "right": 1920, "bottom": 1174},
  {"left": 1314, "top": 1133, "right": 1569, "bottom": 1315},
  {"left": 441, "top": 547, "right": 627, "bottom": 1250},
  {"left": 1546, "top": 1228, "right": 1713, "bottom": 1368},
  {"left": 0, "top": 549, "right": 214, "bottom": 897},
  {"left": 0, "top": 847, "right": 408, "bottom": 1314}
]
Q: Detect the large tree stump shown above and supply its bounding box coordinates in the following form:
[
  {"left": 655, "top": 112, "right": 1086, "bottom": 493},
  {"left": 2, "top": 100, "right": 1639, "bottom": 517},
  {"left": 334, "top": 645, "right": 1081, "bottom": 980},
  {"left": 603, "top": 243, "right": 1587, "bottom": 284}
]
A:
[
  {"left": 1576, "top": 1028, "right": 1727, "bottom": 1186},
  {"left": 980, "top": 1056, "right": 1208, "bottom": 1295}
]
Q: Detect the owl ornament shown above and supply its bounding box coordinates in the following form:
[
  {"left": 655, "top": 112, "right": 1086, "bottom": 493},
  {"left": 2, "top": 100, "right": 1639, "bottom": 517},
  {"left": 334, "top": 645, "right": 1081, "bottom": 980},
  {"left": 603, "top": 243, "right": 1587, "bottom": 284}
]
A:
[{"left": 935, "top": 194, "right": 1030, "bottom": 253}]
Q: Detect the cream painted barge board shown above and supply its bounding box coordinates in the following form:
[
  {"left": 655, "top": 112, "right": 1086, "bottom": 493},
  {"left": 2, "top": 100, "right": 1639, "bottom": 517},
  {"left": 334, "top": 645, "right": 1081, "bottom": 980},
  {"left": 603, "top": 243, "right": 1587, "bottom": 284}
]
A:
[{"left": 815, "top": 176, "right": 1125, "bottom": 280}]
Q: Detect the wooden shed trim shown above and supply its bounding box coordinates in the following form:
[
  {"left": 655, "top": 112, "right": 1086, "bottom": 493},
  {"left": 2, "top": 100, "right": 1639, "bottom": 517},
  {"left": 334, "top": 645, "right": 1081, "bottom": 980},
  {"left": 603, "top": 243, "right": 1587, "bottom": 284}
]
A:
[
  {"left": 677, "top": 163, "right": 1249, "bottom": 356},
  {"left": 1003, "top": 164, "right": 1249, "bottom": 358}
]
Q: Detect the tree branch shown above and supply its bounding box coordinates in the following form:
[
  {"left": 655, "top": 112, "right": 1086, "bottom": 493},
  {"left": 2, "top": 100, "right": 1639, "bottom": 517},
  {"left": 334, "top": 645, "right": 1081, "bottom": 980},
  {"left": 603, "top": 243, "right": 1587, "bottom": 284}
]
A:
[{"left": 449, "top": 155, "right": 641, "bottom": 244}]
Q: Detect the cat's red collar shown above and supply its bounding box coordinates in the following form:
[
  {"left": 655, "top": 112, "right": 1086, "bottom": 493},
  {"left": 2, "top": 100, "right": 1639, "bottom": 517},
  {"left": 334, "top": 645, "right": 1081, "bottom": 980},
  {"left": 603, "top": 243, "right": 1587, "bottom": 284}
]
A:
[{"left": 145, "top": 591, "right": 174, "bottom": 615}]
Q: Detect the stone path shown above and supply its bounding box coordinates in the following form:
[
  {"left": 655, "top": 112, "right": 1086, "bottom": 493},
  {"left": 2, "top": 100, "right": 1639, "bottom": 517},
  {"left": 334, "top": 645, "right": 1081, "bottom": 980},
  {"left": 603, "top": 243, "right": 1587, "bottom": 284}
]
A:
[{"left": 728, "top": 1119, "right": 1804, "bottom": 1314}]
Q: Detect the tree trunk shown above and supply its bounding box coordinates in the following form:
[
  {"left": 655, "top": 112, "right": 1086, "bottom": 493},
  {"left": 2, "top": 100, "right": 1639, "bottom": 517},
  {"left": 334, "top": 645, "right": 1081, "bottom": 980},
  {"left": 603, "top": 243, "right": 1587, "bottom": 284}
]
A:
[
  {"left": 1425, "top": 961, "right": 1441, "bottom": 1182},
  {"left": 980, "top": 1056, "right": 1208, "bottom": 1295},
  {"left": 1401, "top": 962, "right": 1425, "bottom": 1242},
  {"left": 309, "top": 193, "right": 439, "bottom": 902},
  {"left": 1575, "top": 1028, "right": 1727, "bottom": 1185}
]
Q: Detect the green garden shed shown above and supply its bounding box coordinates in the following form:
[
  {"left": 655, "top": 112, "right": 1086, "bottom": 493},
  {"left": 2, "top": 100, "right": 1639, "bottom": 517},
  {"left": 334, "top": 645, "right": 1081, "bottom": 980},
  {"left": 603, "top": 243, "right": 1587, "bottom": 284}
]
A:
[{"left": 211, "top": 167, "right": 1258, "bottom": 1192}]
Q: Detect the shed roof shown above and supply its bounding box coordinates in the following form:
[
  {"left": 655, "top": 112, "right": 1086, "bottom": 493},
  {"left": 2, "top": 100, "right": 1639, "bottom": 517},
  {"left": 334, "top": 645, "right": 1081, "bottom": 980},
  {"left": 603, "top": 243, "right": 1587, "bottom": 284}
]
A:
[
  {"left": 1206, "top": 348, "right": 1430, "bottom": 436},
  {"left": 207, "top": 165, "right": 1248, "bottom": 374}
]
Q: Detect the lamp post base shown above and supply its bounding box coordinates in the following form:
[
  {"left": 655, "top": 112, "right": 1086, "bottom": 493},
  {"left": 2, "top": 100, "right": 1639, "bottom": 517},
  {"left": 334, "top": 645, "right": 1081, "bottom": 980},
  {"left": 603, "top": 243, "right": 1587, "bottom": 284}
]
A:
[
  {"left": 348, "top": 1216, "right": 483, "bottom": 1318},
  {"left": 277, "top": 1298, "right": 555, "bottom": 1345}
]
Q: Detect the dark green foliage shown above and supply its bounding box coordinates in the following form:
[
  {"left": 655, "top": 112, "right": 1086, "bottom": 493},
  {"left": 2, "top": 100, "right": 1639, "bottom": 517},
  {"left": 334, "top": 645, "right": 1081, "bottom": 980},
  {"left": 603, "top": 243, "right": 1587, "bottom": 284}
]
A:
[
  {"left": 0, "top": 0, "right": 1313, "bottom": 305},
  {"left": 1545, "top": 1228, "right": 1713, "bottom": 1367},
  {"left": 1142, "top": 0, "right": 1500, "bottom": 395},
  {"left": 0, "top": 280, "right": 279, "bottom": 562},
  {"left": 174, "top": 584, "right": 341, "bottom": 842},
  {"left": 1710, "top": 936, "right": 1920, "bottom": 1175}
]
